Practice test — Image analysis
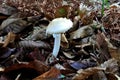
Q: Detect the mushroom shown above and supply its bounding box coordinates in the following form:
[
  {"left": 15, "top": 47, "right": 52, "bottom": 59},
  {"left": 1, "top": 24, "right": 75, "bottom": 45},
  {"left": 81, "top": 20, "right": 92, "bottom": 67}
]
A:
[{"left": 46, "top": 18, "right": 73, "bottom": 57}]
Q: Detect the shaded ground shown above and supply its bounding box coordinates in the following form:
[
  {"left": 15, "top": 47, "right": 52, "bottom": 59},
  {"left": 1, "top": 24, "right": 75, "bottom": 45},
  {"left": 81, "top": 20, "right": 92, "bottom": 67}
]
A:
[{"left": 0, "top": 0, "right": 120, "bottom": 80}]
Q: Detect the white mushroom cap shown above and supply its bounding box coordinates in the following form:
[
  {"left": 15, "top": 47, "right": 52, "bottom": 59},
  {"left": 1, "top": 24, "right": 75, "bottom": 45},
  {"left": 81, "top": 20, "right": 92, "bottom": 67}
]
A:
[{"left": 46, "top": 18, "right": 73, "bottom": 34}]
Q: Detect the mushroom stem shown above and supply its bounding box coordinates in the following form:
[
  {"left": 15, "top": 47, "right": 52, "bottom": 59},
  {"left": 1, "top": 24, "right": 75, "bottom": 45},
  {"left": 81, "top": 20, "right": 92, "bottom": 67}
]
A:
[{"left": 52, "top": 34, "right": 61, "bottom": 57}]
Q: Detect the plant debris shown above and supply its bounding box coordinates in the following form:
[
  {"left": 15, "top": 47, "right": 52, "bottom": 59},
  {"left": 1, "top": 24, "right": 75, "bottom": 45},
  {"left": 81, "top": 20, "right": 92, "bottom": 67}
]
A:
[{"left": 0, "top": 0, "right": 120, "bottom": 80}]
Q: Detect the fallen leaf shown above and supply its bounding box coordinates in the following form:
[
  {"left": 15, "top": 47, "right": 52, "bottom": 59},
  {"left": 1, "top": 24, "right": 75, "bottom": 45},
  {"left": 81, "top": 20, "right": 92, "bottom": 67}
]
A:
[
  {"left": 73, "top": 67, "right": 105, "bottom": 80},
  {"left": 0, "top": 18, "right": 30, "bottom": 36},
  {"left": 102, "top": 6, "right": 120, "bottom": 42},
  {"left": 69, "top": 59, "right": 96, "bottom": 70},
  {"left": 70, "top": 25, "right": 93, "bottom": 39},
  {"left": 100, "top": 58, "right": 119, "bottom": 74},
  {"left": 17, "top": 40, "right": 51, "bottom": 49},
  {"left": 70, "top": 61, "right": 88, "bottom": 70},
  {"left": 109, "top": 48, "right": 120, "bottom": 63},
  {"left": 93, "top": 71, "right": 107, "bottom": 80},
  {"left": 41, "top": 0, "right": 63, "bottom": 20},
  {"left": 3, "top": 60, "right": 49, "bottom": 74},
  {"left": 60, "top": 69, "right": 76, "bottom": 76},
  {"left": 3, "top": 32, "right": 16, "bottom": 47},
  {"left": 81, "top": 12, "right": 94, "bottom": 25},
  {"left": 33, "top": 67, "right": 61, "bottom": 80},
  {"left": 0, "top": 4, "right": 18, "bottom": 15},
  {"left": 63, "top": 51, "right": 76, "bottom": 59},
  {"left": 61, "top": 34, "right": 68, "bottom": 43},
  {"left": 0, "top": 18, "right": 19, "bottom": 30},
  {"left": 96, "top": 32, "right": 111, "bottom": 62},
  {"left": 24, "top": 25, "right": 50, "bottom": 40}
]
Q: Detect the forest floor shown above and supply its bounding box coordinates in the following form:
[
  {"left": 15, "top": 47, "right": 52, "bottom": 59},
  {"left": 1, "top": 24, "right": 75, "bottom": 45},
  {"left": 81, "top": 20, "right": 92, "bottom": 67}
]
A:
[{"left": 0, "top": 0, "right": 120, "bottom": 80}]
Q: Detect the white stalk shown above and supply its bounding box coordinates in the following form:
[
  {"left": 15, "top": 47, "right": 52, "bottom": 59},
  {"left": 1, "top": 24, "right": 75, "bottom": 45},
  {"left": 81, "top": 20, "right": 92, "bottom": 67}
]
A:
[{"left": 52, "top": 34, "right": 61, "bottom": 57}]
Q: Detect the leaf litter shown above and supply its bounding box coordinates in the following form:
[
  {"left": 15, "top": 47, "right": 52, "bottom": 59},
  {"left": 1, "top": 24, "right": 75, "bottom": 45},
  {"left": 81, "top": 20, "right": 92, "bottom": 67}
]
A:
[{"left": 0, "top": 0, "right": 120, "bottom": 80}]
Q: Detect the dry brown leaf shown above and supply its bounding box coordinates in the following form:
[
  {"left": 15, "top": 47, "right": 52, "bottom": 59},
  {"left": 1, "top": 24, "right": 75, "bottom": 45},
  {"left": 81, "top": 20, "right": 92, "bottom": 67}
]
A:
[
  {"left": 96, "top": 32, "right": 111, "bottom": 62},
  {"left": 100, "top": 58, "right": 119, "bottom": 74},
  {"left": 33, "top": 67, "right": 61, "bottom": 80},
  {"left": 4, "top": 0, "right": 41, "bottom": 17},
  {"left": 93, "top": 71, "right": 108, "bottom": 80},
  {"left": 3, "top": 32, "right": 16, "bottom": 47},
  {"left": 109, "top": 48, "right": 120, "bottom": 63},
  {"left": 41, "top": 0, "right": 63, "bottom": 19},
  {"left": 81, "top": 13, "right": 94, "bottom": 25},
  {"left": 73, "top": 67, "right": 105, "bottom": 80},
  {"left": 102, "top": 6, "right": 120, "bottom": 42},
  {"left": 70, "top": 25, "right": 93, "bottom": 39},
  {"left": 3, "top": 60, "right": 49, "bottom": 74}
]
